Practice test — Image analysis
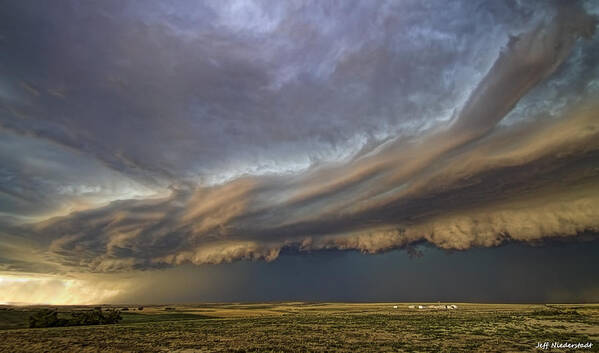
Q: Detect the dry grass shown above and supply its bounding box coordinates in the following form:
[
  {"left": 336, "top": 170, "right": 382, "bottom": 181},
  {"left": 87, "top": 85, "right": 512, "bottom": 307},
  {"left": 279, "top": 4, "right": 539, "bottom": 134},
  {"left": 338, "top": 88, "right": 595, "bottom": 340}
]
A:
[{"left": 0, "top": 303, "right": 597, "bottom": 352}]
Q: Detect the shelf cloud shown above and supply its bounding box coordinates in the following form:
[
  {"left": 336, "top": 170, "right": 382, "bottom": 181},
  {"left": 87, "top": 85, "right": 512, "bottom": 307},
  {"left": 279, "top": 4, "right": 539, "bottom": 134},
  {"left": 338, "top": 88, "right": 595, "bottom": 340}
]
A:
[{"left": 0, "top": 0, "right": 598, "bottom": 295}]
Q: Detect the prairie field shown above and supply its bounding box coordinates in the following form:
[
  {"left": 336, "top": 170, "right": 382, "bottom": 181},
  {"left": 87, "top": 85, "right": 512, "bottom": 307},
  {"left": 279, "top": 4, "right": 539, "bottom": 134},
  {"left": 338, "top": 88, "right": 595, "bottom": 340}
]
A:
[{"left": 0, "top": 303, "right": 597, "bottom": 352}]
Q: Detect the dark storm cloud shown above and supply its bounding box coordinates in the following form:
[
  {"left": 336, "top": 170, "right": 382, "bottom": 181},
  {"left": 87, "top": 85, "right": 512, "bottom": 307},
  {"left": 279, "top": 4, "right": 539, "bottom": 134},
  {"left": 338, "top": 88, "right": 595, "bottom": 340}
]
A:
[
  {"left": 105, "top": 239, "right": 599, "bottom": 304},
  {"left": 0, "top": 0, "right": 557, "bottom": 188},
  {"left": 0, "top": 0, "right": 599, "bottom": 278}
]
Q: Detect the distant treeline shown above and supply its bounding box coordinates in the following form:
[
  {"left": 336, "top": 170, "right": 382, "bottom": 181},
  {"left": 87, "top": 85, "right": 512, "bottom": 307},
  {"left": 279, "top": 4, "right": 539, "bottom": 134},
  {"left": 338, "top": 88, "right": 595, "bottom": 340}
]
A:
[{"left": 29, "top": 308, "right": 122, "bottom": 328}]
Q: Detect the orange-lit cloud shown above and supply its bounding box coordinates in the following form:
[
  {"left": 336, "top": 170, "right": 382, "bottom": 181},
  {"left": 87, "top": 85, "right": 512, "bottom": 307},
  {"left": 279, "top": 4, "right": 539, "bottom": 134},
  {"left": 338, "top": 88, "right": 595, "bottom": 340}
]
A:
[{"left": 0, "top": 275, "right": 126, "bottom": 305}]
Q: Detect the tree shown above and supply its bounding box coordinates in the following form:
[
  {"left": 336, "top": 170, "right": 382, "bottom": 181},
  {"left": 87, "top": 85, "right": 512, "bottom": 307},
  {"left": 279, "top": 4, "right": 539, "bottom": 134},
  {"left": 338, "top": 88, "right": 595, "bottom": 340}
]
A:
[{"left": 29, "top": 309, "right": 60, "bottom": 328}]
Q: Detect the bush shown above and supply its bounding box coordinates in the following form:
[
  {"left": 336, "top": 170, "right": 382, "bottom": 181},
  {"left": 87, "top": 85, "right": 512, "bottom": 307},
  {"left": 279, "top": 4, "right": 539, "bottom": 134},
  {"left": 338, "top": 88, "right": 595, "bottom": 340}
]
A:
[
  {"left": 70, "top": 308, "right": 122, "bottom": 325},
  {"left": 29, "top": 308, "right": 122, "bottom": 328},
  {"left": 103, "top": 309, "right": 122, "bottom": 324}
]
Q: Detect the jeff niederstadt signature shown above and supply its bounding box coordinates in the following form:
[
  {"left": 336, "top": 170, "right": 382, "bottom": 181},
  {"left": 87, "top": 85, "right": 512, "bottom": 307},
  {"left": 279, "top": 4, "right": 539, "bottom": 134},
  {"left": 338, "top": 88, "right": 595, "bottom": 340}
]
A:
[{"left": 536, "top": 342, "right": 593, "bottom": 350}]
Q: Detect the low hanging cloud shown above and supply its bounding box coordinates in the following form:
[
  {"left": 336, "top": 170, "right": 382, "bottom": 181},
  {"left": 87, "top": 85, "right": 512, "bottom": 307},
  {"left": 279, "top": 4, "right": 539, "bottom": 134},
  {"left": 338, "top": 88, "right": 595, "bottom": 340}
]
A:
[{"left": 0, "top": 0, "right": 598, "bottom": 275}]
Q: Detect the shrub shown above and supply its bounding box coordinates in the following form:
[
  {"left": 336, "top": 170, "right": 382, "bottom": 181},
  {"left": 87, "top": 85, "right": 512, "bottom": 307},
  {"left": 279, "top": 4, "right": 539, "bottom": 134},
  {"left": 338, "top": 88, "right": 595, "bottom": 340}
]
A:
[
  {"left": 28, "top": 308, "right": 122, "bottom": 328},
  {"left": 103, "top": 309, "right": 122, "bottom": 324},
  {"left": 71, "top": 308, "right": 122, "bottom": 325}
]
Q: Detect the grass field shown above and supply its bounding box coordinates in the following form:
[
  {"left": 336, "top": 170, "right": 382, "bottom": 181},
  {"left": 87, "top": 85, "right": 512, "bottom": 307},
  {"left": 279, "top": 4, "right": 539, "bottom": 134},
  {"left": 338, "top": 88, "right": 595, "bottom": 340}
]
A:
[{"left": 0, "top": 303, "right": 597, "bottom": 352}]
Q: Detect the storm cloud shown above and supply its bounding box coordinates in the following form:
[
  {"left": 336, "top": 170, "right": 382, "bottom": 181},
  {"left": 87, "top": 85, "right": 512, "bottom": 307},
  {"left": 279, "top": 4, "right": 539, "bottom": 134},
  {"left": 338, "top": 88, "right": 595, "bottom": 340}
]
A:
[{"left": 1, "top": 0, "right": 599, "bottom": 289}]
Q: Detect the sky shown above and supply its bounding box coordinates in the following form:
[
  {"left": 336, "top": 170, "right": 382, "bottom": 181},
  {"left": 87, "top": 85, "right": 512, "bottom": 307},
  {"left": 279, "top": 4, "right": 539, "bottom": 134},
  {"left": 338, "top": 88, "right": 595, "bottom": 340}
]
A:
[{"left": 0, "top": 0, "right": 598, "bottom": 304}]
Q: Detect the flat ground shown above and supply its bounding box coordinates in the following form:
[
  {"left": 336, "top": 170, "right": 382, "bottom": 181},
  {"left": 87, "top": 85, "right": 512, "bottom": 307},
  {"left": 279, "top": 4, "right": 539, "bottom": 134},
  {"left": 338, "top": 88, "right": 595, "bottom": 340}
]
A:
[{"left": 0, "top": 303, "right": 597, "bottom": 352}]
